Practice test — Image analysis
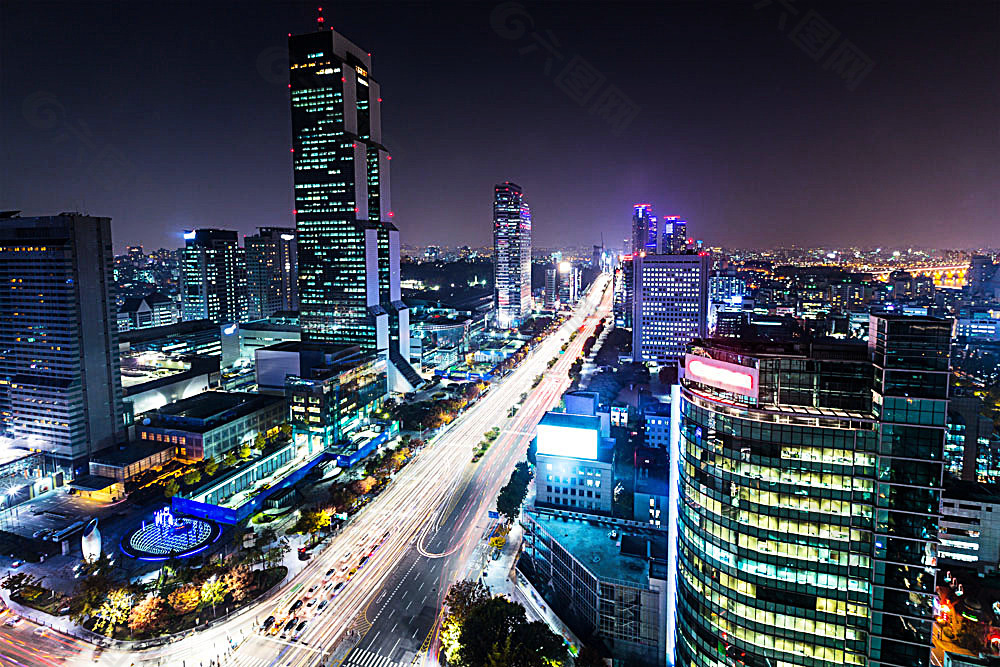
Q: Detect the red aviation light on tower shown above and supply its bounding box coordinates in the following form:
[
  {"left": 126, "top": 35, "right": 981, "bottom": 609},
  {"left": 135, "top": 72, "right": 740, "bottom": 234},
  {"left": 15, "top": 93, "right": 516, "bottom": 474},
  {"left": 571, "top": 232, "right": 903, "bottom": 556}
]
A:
[{"left": 684, "top": 354, "right": 759, "bottom": 399}]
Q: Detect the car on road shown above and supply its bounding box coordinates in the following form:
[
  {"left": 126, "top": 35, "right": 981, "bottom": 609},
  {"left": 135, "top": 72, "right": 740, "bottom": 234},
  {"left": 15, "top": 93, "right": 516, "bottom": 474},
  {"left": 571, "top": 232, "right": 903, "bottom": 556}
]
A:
[
  {"left": 325, "top": 568, "right": 336, "bottom": 578},
  {"left": 280, "top": 617, "right": 298, "bottom": 639},
  {"left": 307, "top": 598, "right": 317, "bottom": 608},
  {"left": 289, "top": 599, "right": 303, "bottom": 613},
  {"left": 291, "top": 620, "right": 308, "bottom": 642},
  {"left": 308, "top": 584, "right": 318, "bottom": 593},
  {"left": 3, "top": 616, "right": 20, "bottom": 627},
  {"left": 332, "top": 582, "right": 345, "bottom": 597},
  {"left": 317, "top": 600, "right": 328, "bottom": 611},
  {"left": 10, "top": 560, "right": 23, "bottom": 568},
  {"left": 358, "top": 555, "right": 369, "bottom": 567},
  {"left": 261, "top": 616, "right": 275, "bottom": 632}
]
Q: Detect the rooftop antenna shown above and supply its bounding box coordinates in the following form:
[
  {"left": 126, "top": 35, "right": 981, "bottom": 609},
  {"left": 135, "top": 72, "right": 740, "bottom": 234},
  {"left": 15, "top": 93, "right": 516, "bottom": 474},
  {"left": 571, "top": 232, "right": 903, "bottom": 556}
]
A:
[{"left": 316, "top": 6, "right": 325, "bottom": 30}]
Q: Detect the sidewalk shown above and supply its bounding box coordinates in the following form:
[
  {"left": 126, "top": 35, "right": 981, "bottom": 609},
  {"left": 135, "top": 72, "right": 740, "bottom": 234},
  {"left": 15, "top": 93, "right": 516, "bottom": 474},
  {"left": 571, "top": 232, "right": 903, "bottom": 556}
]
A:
[{"left": 478, "top": 520, "right": 582, "bottom": 656}]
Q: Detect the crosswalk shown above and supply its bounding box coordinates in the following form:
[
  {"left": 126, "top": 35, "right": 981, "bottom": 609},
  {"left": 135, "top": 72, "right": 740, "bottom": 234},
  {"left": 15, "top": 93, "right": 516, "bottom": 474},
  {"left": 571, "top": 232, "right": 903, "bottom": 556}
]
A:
[{"left": 343, "top": 647, "right": 403, "bottom": 667}]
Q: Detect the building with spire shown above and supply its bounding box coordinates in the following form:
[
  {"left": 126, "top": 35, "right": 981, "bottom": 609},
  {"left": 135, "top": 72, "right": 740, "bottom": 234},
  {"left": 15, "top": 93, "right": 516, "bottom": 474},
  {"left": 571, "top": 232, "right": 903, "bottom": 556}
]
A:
[{"left": 288, "top": 14, "right": 420, "bottom": 391}]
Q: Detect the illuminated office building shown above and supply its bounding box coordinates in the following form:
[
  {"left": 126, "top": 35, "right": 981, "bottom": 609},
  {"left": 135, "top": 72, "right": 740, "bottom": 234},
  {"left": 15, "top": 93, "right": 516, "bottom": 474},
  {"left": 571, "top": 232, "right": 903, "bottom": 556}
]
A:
[
  {"left": 0, "top": 212, "right": 125, "bottom": 474},
  {"left": 180, "top": 228, "right": 247, "bottom": 325},
  {"left": 675, "top": 314, "right": 951, "bottom": 667},
  {"left": 493, "top": 181, "right": 532, "bottom": 328},
  {"left": 632, "top": 203, "right": 657, "bottom": 254},
  {"left": 245, "top": 227, "right": 298, "bottom": 319},
  {"left": 289, "top": 21, "right": 420, "bottom": 391},
  {"left": 544, "top": 266, "right": 559, "bottom": 309},
  {"left": 557, "top": 261, "right": 580, "bottom": 306},
  {"left": 663, "top": 216, "right": 688, "bottom": 253},
  {"left": 633, "top": 253, "right": 710, "bottom": 363}
]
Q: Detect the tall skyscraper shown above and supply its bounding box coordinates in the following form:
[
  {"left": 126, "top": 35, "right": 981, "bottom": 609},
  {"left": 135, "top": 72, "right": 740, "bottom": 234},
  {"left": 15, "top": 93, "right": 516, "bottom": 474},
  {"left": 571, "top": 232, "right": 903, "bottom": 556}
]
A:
[
  {"left": 493, "top": 181, "right": 532, "bottom": 328},
  {"left": 245, "top": 226, "right": 298, "bottom": 319},
  {"left": 868, "top": 314, "right": 950, "bottom": 666},
  {"left": 675, "top": 314, "right": 952, "bottom": 667},
  {"left": 663, "top": 216, "right": 688, "bottom": 253},
  {"left": 632, "top": 203, "right": 657, "bottom": 254},
  {"left": 632, "top": 253, "right": 710, "bottom": 362},
  {"left": 0, "top": 212, "right": 124, "bottom": 473},
  {"left": 544, "top": 266, "right": 559, "bottom": 309},
  {"left": 180, "top": 228, "right": 247, "bottom": 324},
  {"left": 289, "top": 24, "right": 420, "bottom": 391}
]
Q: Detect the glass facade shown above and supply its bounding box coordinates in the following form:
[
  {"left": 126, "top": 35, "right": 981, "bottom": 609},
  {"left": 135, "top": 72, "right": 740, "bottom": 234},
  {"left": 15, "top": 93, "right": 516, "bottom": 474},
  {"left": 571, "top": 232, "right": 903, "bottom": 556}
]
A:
[
  {"left": 493, "top": 182, "right": 532, "bottom": 328},
  {"left": 677, "top": 315, "right": 951, "bottom": 667},
  {"left": 289, "top": 28, "right": 418, "bottom": 390}
]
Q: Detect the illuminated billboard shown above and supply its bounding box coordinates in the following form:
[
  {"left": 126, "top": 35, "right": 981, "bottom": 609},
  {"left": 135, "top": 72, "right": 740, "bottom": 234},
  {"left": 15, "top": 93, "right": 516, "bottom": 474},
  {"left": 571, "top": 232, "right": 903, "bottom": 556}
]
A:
[
  {"left": 536, "top": 422, "right": 598, "bottom": 461},
  {"left": 684, "top": 354, "right": 759, "bottom": 399}
]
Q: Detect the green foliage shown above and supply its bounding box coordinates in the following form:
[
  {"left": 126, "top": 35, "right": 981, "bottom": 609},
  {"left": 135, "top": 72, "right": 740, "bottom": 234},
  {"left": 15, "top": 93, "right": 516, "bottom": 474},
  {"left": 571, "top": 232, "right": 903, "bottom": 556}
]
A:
[
  {"left": 253, "top": 432, "right": 266, "bottom": 450},
  {"left": 199, "top": 575, "right": 226, "bottom": 610},
  {"left": 496, "top": 461, "right": 532, "bottom": 523},
  {"left": 223, "top": 450, "right": 239, "bottom": 467},
  {"left": 239, "top": 443, "right": 252, "bottom": 459},
  {"left": 223, "top": 564, "right": 255, "bottom": 602},
  {"left": 203, "top": 457, "right": 219, "bottom": 476},
  {"left": 456, "top": 597, "right": 565, "bottom": 667},
  {"left": 291, "top": 508, "right": 331, "bottom": 536},
  {"left": 93, "top": 588, "right": 133, "bottom": 634},
  {"left": 441, "top": 580, "right": 492, "bottom": 664},
  {"left": 163, "top": 479, "right": 180, "bottom": 498},
  {"left": 182, "top": 469, "right": 201, "bottom": 486}
]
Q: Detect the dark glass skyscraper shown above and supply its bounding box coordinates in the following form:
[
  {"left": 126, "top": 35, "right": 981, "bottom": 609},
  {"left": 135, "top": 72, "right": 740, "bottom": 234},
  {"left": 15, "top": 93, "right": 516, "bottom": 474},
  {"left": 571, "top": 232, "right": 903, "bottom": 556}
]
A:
[
  {"left": 675, "top": 314, "right": 951, "bottom": 667},
  {"left": 288, "top": 25, "right": 419, "bottom": 390}
]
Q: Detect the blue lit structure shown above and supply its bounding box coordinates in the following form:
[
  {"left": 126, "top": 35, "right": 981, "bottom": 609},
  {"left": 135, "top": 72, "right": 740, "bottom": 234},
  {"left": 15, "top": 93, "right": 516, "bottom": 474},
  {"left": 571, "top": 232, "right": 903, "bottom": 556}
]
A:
[{"left": 120, "top": 507, "right": 221, "bottom": 561}]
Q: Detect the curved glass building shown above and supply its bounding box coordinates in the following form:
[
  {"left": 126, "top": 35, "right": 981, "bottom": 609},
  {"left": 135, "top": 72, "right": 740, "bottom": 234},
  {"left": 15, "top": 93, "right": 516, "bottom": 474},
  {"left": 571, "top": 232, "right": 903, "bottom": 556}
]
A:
[{"left": 676, "top": 315, "right": 951, "bottom": 667}]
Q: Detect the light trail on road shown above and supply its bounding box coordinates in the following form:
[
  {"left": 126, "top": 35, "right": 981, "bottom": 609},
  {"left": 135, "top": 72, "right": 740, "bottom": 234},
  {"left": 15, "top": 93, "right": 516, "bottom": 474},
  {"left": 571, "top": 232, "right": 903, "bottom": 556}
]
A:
[{"left": 90, "top": 274, "right": 612, "bottom": 667}]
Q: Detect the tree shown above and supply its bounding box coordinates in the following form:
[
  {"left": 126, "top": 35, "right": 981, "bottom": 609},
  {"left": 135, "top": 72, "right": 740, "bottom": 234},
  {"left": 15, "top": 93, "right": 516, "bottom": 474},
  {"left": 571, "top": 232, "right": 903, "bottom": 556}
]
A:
[
  {"left": 496, "top": 462, "right": 532, "bottom": 523},
  {"left": 254, "top": 432, "right": 266, "bottom": 450},
  {"left": 204, "top": 457, "right": 219, "bottom": 476},
  {"left": 280, "top": 423, "right": 292, "bottom": 440},
  {"left": 259, "top": 527, "right": 278, "bottom": 547},
  {"left": 441, "top": 580, "right": 492, "bottom": 664},
  {"left": 390, "top": 448, "right": 410, "bottom": 471},
  {"left": 352, "top": 476, "right": 377, "bottom": 496},
  {"left": 70, "top": 571, "right": 114, "bottom": 623},
  {"left": 224, "top": 450, "right": 239, "bottom": 467},
  {"left": 93, "top": 588, "right": 134, "bottom": 635},
  {"left": 128, "top": 594, "right": 169, "bottom": 635},
  {"left": 200, "top": 575, "right": 227, "bottom": 616},
  {"left": 223, "top": 564, "right": 255, "bottom": 603},
  {"left": 456, "top": 597, "right": 528, "bottom": 667},
  {"left": 489, "top": 536, "right": 506, "bottom": 550},
  {"left": 168, "top": 584, "right": 201, "bottom": 614},
  {"left": 163, "top": 479, "right": 180, "bottom": 498},
  {"left": 182, "top": 469, "right": 202, "bottom": 486},
  {"left": 239, "top": 443, "right": 252, "bottom": 459},
  {"left": 291, "top": 508, "right": 331, "bottom": 541}
]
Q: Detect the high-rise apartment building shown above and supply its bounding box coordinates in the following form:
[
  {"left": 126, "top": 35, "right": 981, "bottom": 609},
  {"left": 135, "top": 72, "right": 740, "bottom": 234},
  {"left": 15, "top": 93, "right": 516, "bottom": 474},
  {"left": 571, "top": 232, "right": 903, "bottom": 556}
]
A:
[
  {"left": 181, "top": 228, "right": 247, "bottom": 324},
  {"left": 557, "top": 261, "right": 580, "bottom": 306},
  {"left": 289, "top": 25, "right": 420, "bottom": 391},
  {"left": 632, "top": 253, "right": 710, "bottom": 363},
  {"left": 675, "top": 313, "right": 952, "bottom": 667},
  {"left": 493, "top": 181, "right": 532, "bottom": 328},
  {"left": 245, "top": 227, "right": 298, "bottom": 319},
  {"left": 614, "top": 255, "right": 634, "bottom": 329},
  {"left": 0, "top": 213, "right": 125, "bottom": 473}
]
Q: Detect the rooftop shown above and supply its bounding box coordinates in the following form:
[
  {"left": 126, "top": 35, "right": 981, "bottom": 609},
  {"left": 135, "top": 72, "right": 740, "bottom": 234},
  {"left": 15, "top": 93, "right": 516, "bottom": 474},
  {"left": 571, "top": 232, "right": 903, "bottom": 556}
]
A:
[
  {"left": 528, "top": 510, "right": 664, "bottom": 587},
  {"left": 153, "top": 391, "right": 283, "bottom": 424}
]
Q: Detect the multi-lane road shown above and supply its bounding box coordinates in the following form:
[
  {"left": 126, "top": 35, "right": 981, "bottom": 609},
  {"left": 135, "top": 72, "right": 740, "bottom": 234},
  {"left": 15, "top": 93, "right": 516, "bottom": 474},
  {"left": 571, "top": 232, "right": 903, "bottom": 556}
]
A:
[{"left": 14, "top": 274, "right": 611, "bottom": 667}]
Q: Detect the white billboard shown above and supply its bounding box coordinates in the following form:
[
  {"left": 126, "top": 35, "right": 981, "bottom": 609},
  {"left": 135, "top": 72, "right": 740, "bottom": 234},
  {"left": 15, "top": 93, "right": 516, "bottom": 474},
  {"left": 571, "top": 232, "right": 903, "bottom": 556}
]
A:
[
  {"left": 536, "top": 423, "right": 598, "bottom": 460},
  {"left": 684, "top": 354, "right": 759, "bottom": 399}
]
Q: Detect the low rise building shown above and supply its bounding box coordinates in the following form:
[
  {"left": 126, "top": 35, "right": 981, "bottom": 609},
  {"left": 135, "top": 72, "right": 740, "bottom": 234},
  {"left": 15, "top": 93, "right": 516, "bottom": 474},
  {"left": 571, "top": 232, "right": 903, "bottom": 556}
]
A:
[
  {"left": 939, "top": 481, "right": 1000, "bottom": 573},
  {"left": 117, "top": 292, "right": 178, "bottom": 332},
  {"left": 136, "top": 391, "right": 286, "bottom": 461},
  {"left": 534, "top": 411, "right": 614, "bottom": 515},
  {"left": 521, "top": 509, "right": 668, "bottom": 666}
]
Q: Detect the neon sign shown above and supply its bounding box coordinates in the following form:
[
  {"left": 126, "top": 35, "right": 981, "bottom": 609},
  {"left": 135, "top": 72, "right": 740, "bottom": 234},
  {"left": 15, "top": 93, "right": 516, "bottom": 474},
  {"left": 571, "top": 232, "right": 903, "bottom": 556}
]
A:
[{"left": 684, "top": 354, "right": 759, "bottom": 399}]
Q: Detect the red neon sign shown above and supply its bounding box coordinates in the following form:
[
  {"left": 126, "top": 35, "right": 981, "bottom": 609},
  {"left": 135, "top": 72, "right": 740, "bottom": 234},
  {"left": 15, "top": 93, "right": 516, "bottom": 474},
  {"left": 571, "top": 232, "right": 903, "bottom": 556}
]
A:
[{"left": 684, "top": 354, "right": 759, "bottom": 399}]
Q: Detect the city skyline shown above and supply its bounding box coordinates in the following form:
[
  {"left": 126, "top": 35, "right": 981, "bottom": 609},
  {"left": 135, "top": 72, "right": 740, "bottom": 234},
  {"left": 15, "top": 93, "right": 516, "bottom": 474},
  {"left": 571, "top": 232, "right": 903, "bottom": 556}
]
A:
[{"left": 2, "top": 1, "right": 997, "bottom": 251}]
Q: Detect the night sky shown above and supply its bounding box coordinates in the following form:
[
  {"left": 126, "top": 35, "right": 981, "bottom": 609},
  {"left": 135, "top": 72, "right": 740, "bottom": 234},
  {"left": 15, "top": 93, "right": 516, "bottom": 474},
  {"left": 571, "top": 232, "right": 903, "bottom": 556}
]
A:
[{"left": 1, "top": 1, "right": 997, "bottom": 251}]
